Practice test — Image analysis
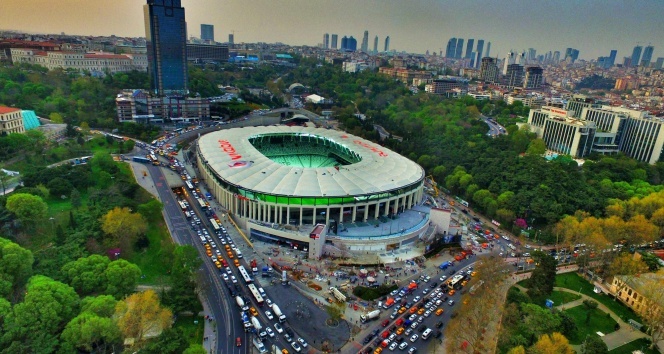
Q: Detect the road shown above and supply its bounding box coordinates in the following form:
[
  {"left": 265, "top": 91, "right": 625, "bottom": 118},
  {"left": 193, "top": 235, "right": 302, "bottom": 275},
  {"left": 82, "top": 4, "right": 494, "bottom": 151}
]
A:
[{"left": 481, "top": 115, "right": 506, "bottom": 137}]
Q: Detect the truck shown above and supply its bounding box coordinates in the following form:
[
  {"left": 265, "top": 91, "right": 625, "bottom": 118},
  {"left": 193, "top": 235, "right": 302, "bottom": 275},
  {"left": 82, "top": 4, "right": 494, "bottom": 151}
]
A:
[
  {"left": 241, "top": 311, "right": 252, "bottom": 331},
  {"left": 251, "top": 316, "right": 262, "bottom": 332},
  {"left": 439, "top": 261, "right": 452, "bottom": 270},
  {"left": 250, "top": 259, "right": 259, "bottom": 274},
  {"left": 253, "top": 337, "right": 267, "bottom": 353},
  {"left": 360, "top": 309, "right": 381, "bottom": 323},
  {"left": 407, "top": 282, "right": 418, "bottom": 294},
  {"left": 236, "top": 296, "right": 249, "bottom": 311},
  {"left": 329, "top": 287, "right": 347, "bottom": 302},
  {"left": 382, "top": 297, "right": 395, "bottom": 309},
  {"left": 271, "top": 304, "right": 286, "bottom": 323},
  {"left": 132, "top": 156, "right": 151, "bottom": 163}
]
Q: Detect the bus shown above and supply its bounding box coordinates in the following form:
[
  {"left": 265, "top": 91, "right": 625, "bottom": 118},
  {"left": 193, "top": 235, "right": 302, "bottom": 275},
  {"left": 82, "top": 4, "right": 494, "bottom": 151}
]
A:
[
  {"left": 197, "top": 198, "right": 208, "bottom": 209},
  {"left": 149, "top": 153, "right": 157, "bottom": 162},
  {"left": 238, "top": 266, "right": 253, "bottom": 284},
  {"left": 209, "top": 218, "right": 221, "bottom": 231},
  {"left": 185, "top": 180, "right": 195, "bottom": 190},
  {"left": 247, "top": 284, "right": 264, "bottom": 307},
  {"left": 178, "top": 200, "right": 187, "bottom": 211},
  {"left": 448, "top": 274, "right": 465, "bottom": 290}
]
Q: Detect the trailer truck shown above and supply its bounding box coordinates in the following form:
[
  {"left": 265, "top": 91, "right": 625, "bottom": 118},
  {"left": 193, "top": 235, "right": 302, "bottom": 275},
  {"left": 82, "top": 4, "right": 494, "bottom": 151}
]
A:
[
  {"left": 360, "top": 309, "right": 381, "bottom": 323},
  {"left": 251, "top": 316, "right": 262, "bottom": 332},
  {"left": 271, "top": 304, "right": 286, "bottom": 323},
  {"left": 236, "top": 296, "right": 249, "bottom": 311},
  {"left": 253, "top": 337, "right": 267, "bottom": 353}
]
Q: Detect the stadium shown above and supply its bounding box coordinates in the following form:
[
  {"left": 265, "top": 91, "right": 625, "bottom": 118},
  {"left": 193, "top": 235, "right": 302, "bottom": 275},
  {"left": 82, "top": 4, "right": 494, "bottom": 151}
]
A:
[{"left": 196, "top": 125, "right": 429, "bottom": 258}]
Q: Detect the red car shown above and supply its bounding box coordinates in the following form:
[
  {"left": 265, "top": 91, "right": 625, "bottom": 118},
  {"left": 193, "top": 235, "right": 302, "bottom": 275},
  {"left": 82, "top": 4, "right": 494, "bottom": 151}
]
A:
[
  {"left": 236, "top": 337, "right": 241, "bottom": 347},
  {"left": 395, "top": 318, "right": 404, "bottom": 326},
  {"left": 381, "top": 319, "right": 390, "bottom": 327},
  {"left": 381, "top": 330, "right": 390, "bottom": 339}
]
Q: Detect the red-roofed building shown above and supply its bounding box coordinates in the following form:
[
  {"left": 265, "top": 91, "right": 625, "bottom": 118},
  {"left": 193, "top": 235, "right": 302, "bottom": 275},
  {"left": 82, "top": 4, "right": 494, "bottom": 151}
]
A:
[
  {"left": 9, "top": 49, "right": 147, "bottom": 75},
  {"left": 0, "top": 107, "right": 25, "bottom": 134}
]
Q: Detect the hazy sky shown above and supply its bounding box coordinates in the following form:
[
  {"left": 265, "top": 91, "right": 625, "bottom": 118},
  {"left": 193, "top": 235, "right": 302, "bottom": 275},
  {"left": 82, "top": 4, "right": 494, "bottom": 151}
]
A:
[{"left": 2, "top": 0, "right": 663, "bottom": 60}]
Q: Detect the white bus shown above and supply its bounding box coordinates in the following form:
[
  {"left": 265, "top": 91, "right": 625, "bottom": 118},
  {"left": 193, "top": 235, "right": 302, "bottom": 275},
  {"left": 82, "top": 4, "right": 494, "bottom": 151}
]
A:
[
  {"left": 209, "top": 218, "right": 220, "bottom": 231},
  {"left": 197, "top": 198, "right": 208, "bottom": 209},
  {"left": 185, "top": 180, "right": 194, "bottom": 190},
  {"left": 238, "top": 266, "right": 253, "bottom": 284},
  {"left": 247, "top": 284, "right": 264, "bottom": 307}
]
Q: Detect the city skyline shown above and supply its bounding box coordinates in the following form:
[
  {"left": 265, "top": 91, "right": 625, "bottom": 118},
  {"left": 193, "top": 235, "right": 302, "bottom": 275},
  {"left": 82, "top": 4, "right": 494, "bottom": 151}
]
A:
[{"left": 2, "top": 0, "right": 663, "bottom": 59}]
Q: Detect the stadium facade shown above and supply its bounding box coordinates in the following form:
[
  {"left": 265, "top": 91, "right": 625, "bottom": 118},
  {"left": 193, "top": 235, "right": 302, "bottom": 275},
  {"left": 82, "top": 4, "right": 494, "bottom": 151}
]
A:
[{"left": 196, "top": 126, "right": 427, "bottom": 258}]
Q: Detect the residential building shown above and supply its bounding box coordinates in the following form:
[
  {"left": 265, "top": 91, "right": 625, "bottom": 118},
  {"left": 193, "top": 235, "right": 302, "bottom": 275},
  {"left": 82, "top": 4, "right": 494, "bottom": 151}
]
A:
[
  {"left": 523, "top": 66, "right": 543, "bottom": 89},
  {"left": 614, "top": 78, "right": 628, "bottom": 91},
  {"left": 9, "top": 48, "right": 147, "bottom": 75},
  {"left": 504, "top": 64, "right": 524, "bottom": 89},
  {"left": 445, "top": 38, "right": 457, "bottom": 58},
  {"left": 424, "top": 78, "right": 468, "bottom": 97},
  {"left": 506, "top": 94, "right": 545, "bottom": 108},
  {"left": 144, "top": 0, "right": 188, "bottom": 95},
  {"left": 331, "top": 34, "right": 338, "bottom": 49},
  {"left": 641, "top": 45, "right": 654, "bottom": 67},
  {"left": 479, "top": 57, "right": 499, "bottom": 83},
  {"left": 115, "top": 89, "right": 210, "bottom": 123},
  {"left": 378, "top": 67, "right": 431, "bottom": 84},
  {"left": 343, "top": 61, "right": 370, "bottom": 73},
  {"left": 527, "top": 106, "right": 596, "bottom": 158},
  {"left": 323, "top": 33, "right": 329, "bottom": 49},
  {"left": 609, "top": 273, "right": 664, "bottom": 318},
  {"left": 186, "top": 43, "right": 228, "bottom": 62},
  {"left": 200, "top": 24, "right": 214, "bottom": 42},
  {"left": 631, "top": 45, "right": 643, "bottom": 68},
  {"left": 0, "top": 107, "right": 26, "bottom": 134}
]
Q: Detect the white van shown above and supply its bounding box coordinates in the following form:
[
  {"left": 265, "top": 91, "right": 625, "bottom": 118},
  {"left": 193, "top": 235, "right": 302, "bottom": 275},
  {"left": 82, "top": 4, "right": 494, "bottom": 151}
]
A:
[{"left": 422, "top": 328, "right": 432, "bottom": 340}]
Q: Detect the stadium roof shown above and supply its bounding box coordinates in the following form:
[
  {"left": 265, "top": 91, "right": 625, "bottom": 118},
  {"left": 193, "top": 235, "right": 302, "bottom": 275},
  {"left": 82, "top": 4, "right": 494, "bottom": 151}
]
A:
[{"left": 198, "top": 126, "right": 424, "bottom": 197}]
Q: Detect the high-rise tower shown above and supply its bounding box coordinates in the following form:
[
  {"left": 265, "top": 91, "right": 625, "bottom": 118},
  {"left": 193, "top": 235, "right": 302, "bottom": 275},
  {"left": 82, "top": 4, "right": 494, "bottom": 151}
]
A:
[
  {"left": 641, "top": 45, "right": 654, "bottom": 67},
  {"left": 323, "top": 33, "right": 330, "bottom": 49},
  {"left": 446, "top": 38, "right": 457, "bottom": 58},
  {"left": 361, "top": 30, "right": 369, "bottom": 52},
  {"left": 455, "top": 39, "right": 464, "bottom": 59},
  {"left": 475, "top": 40, "right": 484, "bottom": 68},
  {"left": 384, "top": 36, "right": 390, "bottom": 52},
  {"left": 331, "top": 34, "right": 338, "bottom": 49},
  {"left": 465, "top": 39, "right": 474, "bottom": 59},
  {"left": 486, "top": 42, "right": 491, "bottom": 57},
  {"left": 144, "top": 0, "right": 188, "bottom": 95},
  {"left": 373, "top": 35, "right": 378, "bottom": 54},
  {"left": 201, "top": 24, "right": 214, "bottom": 42},
  {"left": 631, "top": 45, "right": 643, "bottom": 67}
]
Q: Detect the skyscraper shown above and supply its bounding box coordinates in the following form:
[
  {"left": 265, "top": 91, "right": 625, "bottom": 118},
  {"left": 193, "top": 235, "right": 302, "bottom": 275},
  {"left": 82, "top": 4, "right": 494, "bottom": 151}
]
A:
[
  {"left": 486, "top": 42, "right": 491, "bottom": 57},
  {"left": 384, "top": 36, "right": 390, "bottom": 52},
  {"left": 201, "top": 24, "right": 214, "bottom": 42},
  {"left": 323, "top": 33, "right": 330, "bottom": 49},
  {"left": 655, "top": 57, "right": 664, "bottom": 70},
  {"left": 331, "top": 34, "right": 338, "bottom": 49},
  {"left": 455, "top": 39, "right": 464, "bottom": 59},
  {"left": 641, "top": 45, "right": 654, "bottom": 67},
  {"left": 465, "top": 39, "right": 474, "bottom": 59},
  {"left": 503, "top": 51, "right": 515, "bottom": 74},
  {"left": 348, "top": 36, "right": 357, "bottom": 52},
  {"left": 341, "top": 36, "right": 348, "bottom": 51},
  {"left": 475, "top": 40, "right": 484, "bottom": 68},
  {"left": 228, "top": 33, "right": 234, "bottom": 46},
  {"left": 361, "top": 31, "right": 369, "bottom": 52},
  {"left": 631, "top": 45, "right": 643, "bottom": 67},
  {"left": 446, "top": 38, "right": 457, "bottom": 58},
  {"left": 144, "top": 0, "right": 188, "bottom": 95},
  {"left": 527, "top": 48, "right": 536, "bottom": 63},
  {"left": 373, "top": 35, "right": 378, "bottom": 54},
  {"left": 524, "top": 66, "right": 543, "bottom": 89},
  {"left": 608, "top": 50, "right": 617, "bottom": 68},
  {"left": 553, "top": 51, "right": 560, "bottom": 63}
]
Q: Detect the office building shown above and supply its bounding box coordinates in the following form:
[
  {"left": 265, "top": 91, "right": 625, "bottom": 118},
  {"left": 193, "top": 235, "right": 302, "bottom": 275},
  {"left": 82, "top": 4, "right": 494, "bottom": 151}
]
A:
[
  {"left": 564, "top": 48, "right": 579, "bottom": 63},
  {"left": 654, "top": 57, "right": 664, "bottom": 70},
  {"left": 479, "top": 57, "right": 499, "bottom": 83},
  {"left": 527, "top": 48, "right": 536, "bottom": 63},
  {"left": 578, "top": 106, "right": 629, "bottom": 155},
  {"left": 361, "top": 31, "right": 369, "bottom": 53},
  {"left": 641, "top": 45, "right": 654, "bottom": 67},
  {"left": 469, "top": 52, "right": 477, "bottom": 68},
  {"left": 465, "top": 39, "right": 474, "bottom": 59},
  {"left": 384, "top": 36, "right": 390, "bottom": 53},
  {"left": 446, "top": 38, "right": 457, "bottom": 58},
  {"left": 115, "top": 89, "right": 210, "bottom": 123},
  {"left": 485, "top": 42, "right": 491, "bottom": 58},
  {"left": 424, "top": 78, "right": 468, "bottom": 97},
  {"left": 186, "top": 43, "right": 229, "bottom": 62},
  {"left": 144, "top": 0, "right": 188, "bottom": 95},
  {"left": 455, "top": 39, "right": 464, "bottom": 59},
  {"left": 631, "top": 45, "right": 643, "bottom": 67},
  {"left": 341, "top": 36, "right": 348, "bottom": 51},
  {"left": 503, "top": 51, "right": 515, "bottom": 74},
  {"left": 475, "top": 40, "right": 484, "bottom": 68},
  {"left": 323, "top": 33, "right": 329, "bottom": 49},
  {"left": 331, "top": 34, "right": 338, "bottom": 49},
  {"left": 228, "top": 33, "right": 234, "bottom": 46},
  {"left": 0, "top": 107, "right": 26, "bottom": 134},
  {"left": 200, "top": 24, "right": 214, "bottom": 42},
  {"left": 373, "top": 36, "right": 378, "bottom": 54},
  {"left": 504, "top": 64, "right": 524, "bottom": 88},
  {"left": 566, "top": 94, "right": 595, "bottom": 118},
  {"left": 516, "top": 51, "right": 526, "bottom": 65},
  {"left": 523, "top": 66, "right": 543, "bottom": 89},
  {"left": 553, "top": 51, "right": 560, "bottom": 63},
  {"left": 528, "top": 107, "right": 596, "bottom": 159},
  {"left": 341, "top": 36, "right": 357, "bottom": 52},
  {"left": 608, "top": 50, "right": 617, "bottom": 67},
  {"left": 619, "top": 111, "right": 664, "bottom": 164}
]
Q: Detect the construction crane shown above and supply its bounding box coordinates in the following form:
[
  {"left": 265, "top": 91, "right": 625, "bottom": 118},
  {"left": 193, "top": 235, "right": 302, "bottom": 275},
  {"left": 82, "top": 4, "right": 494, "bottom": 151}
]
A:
[{"left": 426, "top": 175, "right": 439, "bottom": 197}]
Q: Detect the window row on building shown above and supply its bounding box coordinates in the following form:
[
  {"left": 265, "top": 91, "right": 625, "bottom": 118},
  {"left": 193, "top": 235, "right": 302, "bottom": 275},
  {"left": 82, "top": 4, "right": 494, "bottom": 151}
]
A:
[
  {"left": 115, "top": 89, "right": 210, "bottom": 123},
  {"left": 9, "top": 49, "right": 147, "bottom": 75}
]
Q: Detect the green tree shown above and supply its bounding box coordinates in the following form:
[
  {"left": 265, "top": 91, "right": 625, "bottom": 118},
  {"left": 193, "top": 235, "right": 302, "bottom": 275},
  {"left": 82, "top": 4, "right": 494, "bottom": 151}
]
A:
[
  {"left": 164, "top": 246, "right": 202, "bottom": 313},
  {"left": 526, "top": 251, "right": 557, "bottom": 303},
  {"left": 47, "top": 177, "right": 74, "bottom": 197},
  {"left": 519, "top": 303, "right": 562, "bottom": 342},
  {"left": 0, "top": 237, "right": 34, "bottom": 299},
  {"left": 70, "top": 188, "right": 82, "bottom": 209},
  {"left": 61, "top": 254, "right": 111, "bottom": 295},
  {"left": 141, "top": 327, "right": 190, "bottom": 354},
  {"left": 104, "top": 259, "right": 141, "bottom": 299},
  {"left": 183, "top": 344, "right": 207, "bottom": 354},
  {"left": 60, "top": 311, "right": 122, "bottom": 353},
  {"left": 526, "top": 138, "right": 547, "bottom": 155},
  {"left": 581, "top": 335, "right": 608, "bottom": 354},
  {"left": 81, "top": 295, "right": 118, "bottom": 318},
  {"left": 5, "top": 193, "right": 48, "bottom": 226},
  {"left": 137, "top": 199, "right": 164, "bottom": 223}
]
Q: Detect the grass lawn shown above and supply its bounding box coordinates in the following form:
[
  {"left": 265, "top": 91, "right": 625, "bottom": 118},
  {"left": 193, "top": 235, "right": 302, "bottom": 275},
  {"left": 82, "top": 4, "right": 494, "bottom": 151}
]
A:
[
  {"left": 173, "top": 314, "right": 205, "bottom": 345},
  {"left": 555, "top": 273, "right": 641, "bottom": 323},
  {"left": 608, "top": 338, "right": 657, "bottom": 354},
  {"left": 548, "top": 290, "right": 581, "bottom": 306},
  {"left": 127, "top": 220, "right": 173, "bottom": 285},
  {"left": 564, "top": 305, "right": 617, "bottom": 345}
]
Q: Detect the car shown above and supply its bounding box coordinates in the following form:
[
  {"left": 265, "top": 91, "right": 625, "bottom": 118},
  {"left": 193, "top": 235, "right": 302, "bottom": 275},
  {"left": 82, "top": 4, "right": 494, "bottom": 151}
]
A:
[
  {"left": 417, "top": 316, "right": 424, "bottom": 323},
  {"left": 236, "top": 337, "right": 241, "bottom": 347},
  {"left": 417, "top": 326, "right": 426, "bottom": 333},
  {"left": 363, "top": 336, "right": 373, "bottom": 345},
  {"left": 448, "top": 300, "right": 455, "bottom": 306},
  {"left": 389, "top": 342, "right": 398, "bottom": 351},
  {"left": 231, "top": 275, "right": 237, "bottom": 283},
  {"left": 250, "top": 307, "right": 258, "bottom": 316},
  {"left": 266, "top": 298, "right": 273, "bottom": 307},
  {"left": 381, "top": 340, "right": 390, "bottom": 348},
  {"left": 291, "top": 342, "right": 302, "bottom": 352},
  {"left": 410, "top": 334, "right": 419, "bottom": 342},
  {"left": 396, "top": 327, "right": 405, "bottom": 335},
  {"left": 388, "top": 333, "right": 397, "bottom": 341},
  {"left": 405, "top": 328, "right": 413, "bottom": 336},
  {"left": 408, "top": 314, "right": 417, "bottom": 321},
  {"left": 435, "top": 321, "right": 443, "bottom": 328},
  {"left": 471, "top": 271, "right": 477, "bottom": 277},
  {"left": 265, "top": 310, "right": 274, "bottom": 320},
  {"left": 434, "top": 330, "right": 442, "bottom": 338},
  {"left": 448, "top": 289, "right": 456, "bottom": 296},
  {"left": 408, "top": 347, "right": 417, "bottom": 354},
  {"left": 297, "top": 338, "right": 308, "bottom": 348},
  {"left": 390, "top": 290, "right": 399, "bottom": 296},
  {"left": 222, "top": 273, "right": 229, "bottom": 281},
  {"left": 282, "top": 350, "right": 290, "bottom": 354},
  {"left": 395, "top": 318, "right": 404, "bottom": 326},
  {"left": 374, "top": 348, "right": 383, "bottom": 354},
  {"left": 422, "top": 288, "right": 429, "bottom": 295},
  {"left": 274, "top": 323, "right": 284, "bottom": 333},
  {"left": 435, "top": 299, "right": 442, "bottom": 306},
  {"left": 382, "top": 319, "right": 390, "bottom": 327},
  {"left": 417, "top": 308, "right": 425, "bottom": 315},
  {"left": 409, "top": 306, "right": 418, "bottom": 314},
  {"left": 413, "top": 296, "right": 421, "bottom": 303},
  {"left": 439, "top": 275, "right": 447, "bottom": 282},
  {"left": 266, "top": 327, "right": 275, "bottom": 337},
  {"left": 390, "top": 311, "right": 398, "bottom": 319},
  {"left": 410, "top": 321, "right": 418, "bottom": 330},
  {"left": 259, "top": 331, "right": 267, "bottom": 338},
  {"left": 226, "top": 267, "right": 232, "bottom": 274},
  {"left": 435, "top": 308, "right": 444, "bottom": 316},
  {"left": 424, "top": 310, "right": 431, "bottom": 317},
  {"left": 398, "top": 307, "right": 407, "bottom": 314},
  {"left": 399, "top": 342, "right": 408, "bottom": 350}
]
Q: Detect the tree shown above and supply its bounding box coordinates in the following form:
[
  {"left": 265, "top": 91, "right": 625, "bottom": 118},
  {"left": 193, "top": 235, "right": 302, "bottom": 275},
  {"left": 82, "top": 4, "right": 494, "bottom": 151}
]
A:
[
  {"left": 60, "top": 311, "right": 122, "bottom": 353},
  {"left": 325, "top": 303, "right": 344, "bottom": 323},
  {"left": 526, "top": 139, "right": 547, "bottom": 155},
  {"left": 61, "top": 254, "right": 111, "bottom": 295},
  {"left": 0, "top": 237, "right": 34, "bottom": 299},
  {"left": 81, "top": 295, "right": 118, "bottom": 318},
  {"left": 141, "top": 327, "right": 190, "bottom": 354},
  {"left": 104, "top": 259, "right": 141, "bottom": 299},
  {"left": 137, "top": 199, "right": 164, "bottom": 223},
  {"left": 183, "top": 344, "right": 207, "bottom": 354},
  {"left": 114, "top": 290, "right": 173, "bottom": 347},
  {"left": 164, "top": 246, "right": 202, "bottom": 313},
  {"left": 529, "top": 332, "right": 574, "bottom": 354},
  {"left": 581, "top": 335, "right": 608, "bottom": 354},
  {"left": 5, "top": 193, "right": 48, "bottom": 226},
  {"left": 526, "top": 251, "right": 557, "bottom": 303},
  {"left": 100, "top": 207, "right": 148, "bottom": 249},
  {"left": 507, "top": 346, "right": 526, "bottom": 354},
  {"left": 519, "top": 303, "right": 562, "bottom": 343},
  {"left": 70, "top": 188, "right": 82, "bottom": 209}
]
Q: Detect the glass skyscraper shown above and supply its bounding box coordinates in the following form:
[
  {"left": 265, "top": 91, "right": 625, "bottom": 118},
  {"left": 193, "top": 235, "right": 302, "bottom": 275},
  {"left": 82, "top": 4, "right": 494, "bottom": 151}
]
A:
[
  {"left": 201, "top": 24, "right": 214, "bottom": 42},
  {"left": 144, "top": 0, "right": 188, "bottom": 95}
]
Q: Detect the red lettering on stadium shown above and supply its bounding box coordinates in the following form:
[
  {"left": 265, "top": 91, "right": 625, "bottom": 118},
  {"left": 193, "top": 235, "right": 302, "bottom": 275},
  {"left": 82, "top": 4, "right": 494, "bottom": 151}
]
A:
[
  {"left": 353, "top": 140, "right": 388, "bottom": 157},
  {"left": 218, "top": 140, "right": 242, "bottom": 160}
]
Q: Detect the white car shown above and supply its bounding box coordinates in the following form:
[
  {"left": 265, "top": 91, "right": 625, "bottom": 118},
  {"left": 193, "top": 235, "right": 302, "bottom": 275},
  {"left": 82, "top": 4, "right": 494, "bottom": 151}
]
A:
[
  {"left": 399, "top": 342, "right": 408, "bottom": 350},
  {"left": 297, "top": 338, "right": 308, "bottom": 348},
  {"left": 274, "top": 323, "right": 284, "bottom": 333},
  {"left": 265, "top": 327, "right": 275, "bottom": 337},
  {"left": 417, "top": 316, "right": 424, "bottom": 323},
  {"left": 389, "top": 342, "right": 398, "bottom": 351},
  {"left": 222, "top": 273, "right": 229, "bottom": 281},
  {"left": 225, "top": 267, "right": 231, "bottom": 274},
  {"left": 265, "top": 310, "right": 274, "bottom": 320},
  {"left": 266, "top": 298, "right": 273, "bottom": 307},
  {"left": 424, "top": 310, "right": 431, "bottom": 317},
  {"left": 231, "top": 275, "right": 237, "bottom": 283},
  {"left": 413, "top": 296, "right": 421, "bottom": 302},
  {"left": 291, "top": 342, "right": 302, "bottom": 352},
  {"left": 410, "top": 334, "right": 419, "bottom": 342}
]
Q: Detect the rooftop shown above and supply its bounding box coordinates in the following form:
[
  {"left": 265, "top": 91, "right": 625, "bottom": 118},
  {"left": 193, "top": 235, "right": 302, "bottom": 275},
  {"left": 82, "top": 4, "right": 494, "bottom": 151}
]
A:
[{"left": 0, "top": 106, "right": 20, "bottom": 114}]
